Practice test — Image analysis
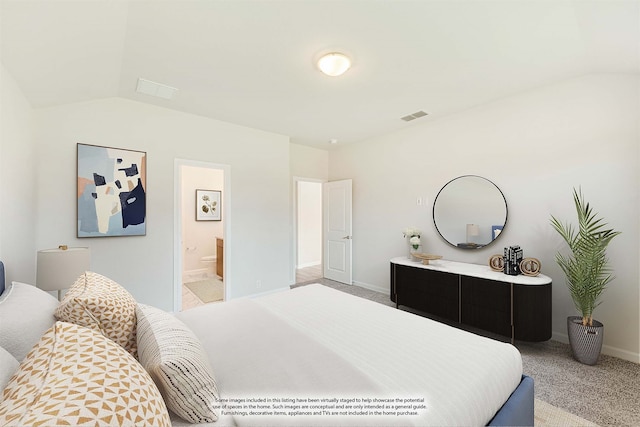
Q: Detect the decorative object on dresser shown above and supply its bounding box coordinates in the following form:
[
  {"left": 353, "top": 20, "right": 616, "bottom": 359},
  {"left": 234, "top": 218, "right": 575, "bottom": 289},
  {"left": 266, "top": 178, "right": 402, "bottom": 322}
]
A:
[
  {"left": 411, "top": 253, "right": 443, "bottom": 265},
  {"left": 390, "top": 257, "right": 552, "bottom": 343},
  {"left": 519, "top": 258, "right": 541, "bottom": 277},
  {"left": 433, "top": 175, "right": 507, "bottom": 249},
  {"left": 550, "top": 188, "right": 621, "bottom": 365},
  {"left": 36, "top": 246, "right": 91, "bottom": 300},
  {"left": 504, "top": 245, "right": 523, "bottom": 276},
  {"left": 489, "top": 254, "right": 505, "bottom": 272},
  {"left": 402, "top": 227, "right": 421, "bottom": 259}
]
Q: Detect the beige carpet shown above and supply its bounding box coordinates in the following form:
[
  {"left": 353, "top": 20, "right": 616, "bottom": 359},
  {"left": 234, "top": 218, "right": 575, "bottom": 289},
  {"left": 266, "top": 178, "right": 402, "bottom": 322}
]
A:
[
  {"left": 535, "top": 399, "right": 599, "bottom": 426},
  {"left": 185, "top": 278, "right": 224, "bottom": 303}
]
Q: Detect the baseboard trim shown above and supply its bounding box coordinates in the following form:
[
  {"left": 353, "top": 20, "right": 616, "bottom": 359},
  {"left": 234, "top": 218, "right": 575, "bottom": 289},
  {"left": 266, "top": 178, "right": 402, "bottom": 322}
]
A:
[
  {"left": 245, "top": 286, "right": 290, "bottom": 300},
  {"left": 297, "top": 261, "right": 321, "bottom": 269},
  {"left": 552, "top": 331, "right": 640, "bottom": 364},
  {"left": 352, "top": 280, "right": 388, "bottom": 294}
]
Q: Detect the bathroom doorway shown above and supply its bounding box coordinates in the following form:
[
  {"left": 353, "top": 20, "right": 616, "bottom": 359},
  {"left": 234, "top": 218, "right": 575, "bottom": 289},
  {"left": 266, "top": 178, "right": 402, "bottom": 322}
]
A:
[
  {"left": 174, "top": 160, "right": 229, "bottom": 312},
  {"left": 294, "top": 179, "right": 323, "bottom": 284}
]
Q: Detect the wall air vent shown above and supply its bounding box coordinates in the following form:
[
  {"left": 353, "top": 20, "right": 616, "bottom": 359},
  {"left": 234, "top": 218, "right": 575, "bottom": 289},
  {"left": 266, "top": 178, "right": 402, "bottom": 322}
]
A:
[{"left": 401, "top": 110, "right": 429, "bottom": 122}]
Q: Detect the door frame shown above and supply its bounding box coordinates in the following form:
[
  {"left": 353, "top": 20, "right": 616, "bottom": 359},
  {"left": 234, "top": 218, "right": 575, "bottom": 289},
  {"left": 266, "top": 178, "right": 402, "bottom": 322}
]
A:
[
  {"left": 291, "top": 176, "right": 325, "bottom": 285},
  {"left": 174, "top": 159, "right": 231, "bottom": 312}
]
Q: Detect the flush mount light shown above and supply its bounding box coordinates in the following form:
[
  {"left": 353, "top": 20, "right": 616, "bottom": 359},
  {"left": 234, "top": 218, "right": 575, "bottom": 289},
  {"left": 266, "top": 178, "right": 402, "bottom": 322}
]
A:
[{"left": 317, "top": 52, "right": 351, "bottom": 77}]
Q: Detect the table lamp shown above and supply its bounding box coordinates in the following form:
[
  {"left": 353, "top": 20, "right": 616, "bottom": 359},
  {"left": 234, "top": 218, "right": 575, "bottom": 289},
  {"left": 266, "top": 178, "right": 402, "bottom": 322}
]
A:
[
  {"left": 36, "top": 245, "right": 90, "bottom": 300},
  {"left": 466, "top": 224, "right": 480, "bottom": 245}
]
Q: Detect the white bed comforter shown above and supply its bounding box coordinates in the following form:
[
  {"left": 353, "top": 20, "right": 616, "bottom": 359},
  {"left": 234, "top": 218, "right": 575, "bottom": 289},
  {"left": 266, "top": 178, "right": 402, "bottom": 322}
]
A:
[{"left": 174, "top": 284, "right": 522, "bottom": 427}]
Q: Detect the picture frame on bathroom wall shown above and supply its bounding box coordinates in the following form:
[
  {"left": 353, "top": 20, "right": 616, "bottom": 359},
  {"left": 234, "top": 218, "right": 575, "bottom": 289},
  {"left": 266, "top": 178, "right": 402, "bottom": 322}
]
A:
[{"left": 196, "top": 189, "right": 221, "bottom": 221}]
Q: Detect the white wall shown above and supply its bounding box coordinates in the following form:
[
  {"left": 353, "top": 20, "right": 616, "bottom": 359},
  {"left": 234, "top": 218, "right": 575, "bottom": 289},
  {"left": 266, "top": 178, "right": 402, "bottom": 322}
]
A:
[
  {"left": 290, "top": 144, "right": 329, "bottom": 181},
  {"left": 32, "top": 97, "right": 291, "bottom": 310},
  {"left": 297, "top": 181, "right": 322, "bottom": 268},
  {"left": 181, "top": 165, "right": 224, "bottom": 277},
  {"left": 329, "top": 74, "right": 640, "bottom": 362},
  {"left": 0, "top": 64, "right": 36, "bottom": 285}
]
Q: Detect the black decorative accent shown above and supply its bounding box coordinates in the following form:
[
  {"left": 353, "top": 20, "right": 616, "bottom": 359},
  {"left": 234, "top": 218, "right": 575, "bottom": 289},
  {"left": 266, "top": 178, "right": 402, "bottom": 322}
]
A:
[
  {"left": 118, "top": 164, "right": 139, "bottom": 177},
  {"left": 504, "top": 245, "right": 523, "bottom": 276},
  {"left": 93, "top": 173, "right": 106, "bottom": 186}
]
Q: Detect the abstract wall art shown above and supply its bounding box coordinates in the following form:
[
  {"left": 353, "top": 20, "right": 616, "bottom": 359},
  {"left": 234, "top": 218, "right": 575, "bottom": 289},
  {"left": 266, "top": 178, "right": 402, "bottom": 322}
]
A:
[{"left": 77, "top": 143, "right": 147, "bottom": 237}]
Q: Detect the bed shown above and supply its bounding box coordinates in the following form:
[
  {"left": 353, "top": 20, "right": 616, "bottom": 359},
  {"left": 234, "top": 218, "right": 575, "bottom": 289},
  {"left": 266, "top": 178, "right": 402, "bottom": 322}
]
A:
[{"left": 0, "top": 263, "right": 533, "bottom": 426}]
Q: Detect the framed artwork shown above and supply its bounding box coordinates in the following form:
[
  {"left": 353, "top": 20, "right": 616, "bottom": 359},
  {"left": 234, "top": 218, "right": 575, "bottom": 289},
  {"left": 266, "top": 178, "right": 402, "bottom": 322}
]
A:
[
  {"left": 196, "top": 189, "right": 221, "bottom": 221},
  {"left": 77, "top": 143, "right": 147, "bottom": 237}
]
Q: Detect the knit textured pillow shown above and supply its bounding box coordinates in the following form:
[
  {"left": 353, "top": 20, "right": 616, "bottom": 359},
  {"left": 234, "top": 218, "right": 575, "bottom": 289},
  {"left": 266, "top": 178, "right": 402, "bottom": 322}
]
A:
[
  {"left": 136, "top": 304, "right": 220, "bottom": 423},
  {"left": 0, "top": 321, "right": 170, "bottom": 426},
  {"left": 55, "top": 271, "right": 137, "bottom": 357}
]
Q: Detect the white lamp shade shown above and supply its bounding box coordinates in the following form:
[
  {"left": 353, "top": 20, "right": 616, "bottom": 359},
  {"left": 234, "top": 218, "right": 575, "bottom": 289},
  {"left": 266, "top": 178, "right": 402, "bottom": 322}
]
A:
[
  {"left": 317, "top": 52, "right": 351, "bottom": 76},
  {"left": 466, "top": 224, "right": 480, "bottom": 236},
  {"left": 36, "top": 247, "right": 90, "bottom": 292}
]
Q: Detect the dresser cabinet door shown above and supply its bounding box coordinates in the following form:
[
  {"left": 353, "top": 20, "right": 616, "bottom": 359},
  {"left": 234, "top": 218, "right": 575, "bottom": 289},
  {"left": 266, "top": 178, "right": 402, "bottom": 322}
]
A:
[
  {"left": 513, "top": 283, "right": 552, "bottom": 341},
  {"left": 461, "top": 276, "right": 511, "bottom": 337},
  {"left": 395, "top": 265, "right": 459, "bottom": 322}
]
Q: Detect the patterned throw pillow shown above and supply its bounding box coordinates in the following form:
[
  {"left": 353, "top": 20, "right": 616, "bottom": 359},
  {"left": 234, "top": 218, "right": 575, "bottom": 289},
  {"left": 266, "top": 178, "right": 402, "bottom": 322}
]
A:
[
  {"left": 136, "top": 304, "right": 220, "bottom": 423},
  {"left": 0, "top": 321, "right": 171, "bottom": 426},
  {"left": 55, "top": 271, "right": 138, "bottom": 357}
]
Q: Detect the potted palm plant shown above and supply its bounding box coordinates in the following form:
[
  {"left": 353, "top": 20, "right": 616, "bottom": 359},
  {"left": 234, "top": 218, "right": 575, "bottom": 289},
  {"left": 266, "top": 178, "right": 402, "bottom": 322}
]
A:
[{"left": 550, "top": 188, "right": 620, "bottom": 365}]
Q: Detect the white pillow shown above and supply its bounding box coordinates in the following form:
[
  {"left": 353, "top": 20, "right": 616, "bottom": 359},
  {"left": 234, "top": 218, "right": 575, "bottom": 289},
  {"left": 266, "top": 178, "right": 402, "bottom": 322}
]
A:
[
  {"left": 136, "top": 304, "right": 220, "bottom": 423},
  {"left": 0, "top": 282, "right": 58, "bottom": 361},
  {"left": 0, "top": 346, "right": 19, "bottom": 397}
]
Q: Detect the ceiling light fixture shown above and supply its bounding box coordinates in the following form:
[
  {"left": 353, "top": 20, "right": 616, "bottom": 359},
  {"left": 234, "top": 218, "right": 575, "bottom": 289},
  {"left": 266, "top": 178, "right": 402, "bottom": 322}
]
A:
[{"left": 317, "top": 52, "right": 351, "bottom": 77}]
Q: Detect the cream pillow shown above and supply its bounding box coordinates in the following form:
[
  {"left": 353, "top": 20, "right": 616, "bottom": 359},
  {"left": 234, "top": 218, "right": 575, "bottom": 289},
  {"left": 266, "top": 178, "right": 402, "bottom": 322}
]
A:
[
  {"left": 136, "top": 304, "right": 220, "bottom": 423},
  {"left": 0, "top": 321, "right": 170, "bottom": 426},
  {"left": 0, "top": 347, "right": 19, "bottom": 398},
  {"left": 0, "top": 281, "right": 59, "bottom": 361},
  {"left": 55, "top": 271, "right": 138, "bottom": 357}
]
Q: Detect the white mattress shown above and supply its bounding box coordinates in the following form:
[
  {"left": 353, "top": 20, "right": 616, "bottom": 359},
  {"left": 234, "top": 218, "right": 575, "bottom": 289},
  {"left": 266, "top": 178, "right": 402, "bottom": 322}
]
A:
[{"left": 175, "top": 284, "right": 522, "bottom": 426}]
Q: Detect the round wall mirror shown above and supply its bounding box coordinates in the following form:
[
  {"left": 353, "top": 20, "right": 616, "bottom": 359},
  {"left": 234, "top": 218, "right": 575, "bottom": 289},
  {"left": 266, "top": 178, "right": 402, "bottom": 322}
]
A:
[{"left": 432, "top": 175, "right": 507, "bottom": 249}]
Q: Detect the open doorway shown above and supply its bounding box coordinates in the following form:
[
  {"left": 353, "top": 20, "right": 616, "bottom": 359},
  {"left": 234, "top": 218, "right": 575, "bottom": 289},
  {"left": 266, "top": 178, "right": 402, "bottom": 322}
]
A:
[
  {"left": 295, "top": 179, "right": 323, "bottom": 284},
  {"left": 174, "top": 160, "right": 229, "bottom": 312}
]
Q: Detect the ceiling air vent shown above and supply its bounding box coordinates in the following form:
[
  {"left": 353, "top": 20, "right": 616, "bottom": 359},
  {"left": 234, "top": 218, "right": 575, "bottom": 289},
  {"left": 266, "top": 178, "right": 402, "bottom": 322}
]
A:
[
  {"left": 136, "top": 78, "right": 178, "bottom": 100},
  {"left": 401, "top": 110, "right": 429, "bottom": 122}
]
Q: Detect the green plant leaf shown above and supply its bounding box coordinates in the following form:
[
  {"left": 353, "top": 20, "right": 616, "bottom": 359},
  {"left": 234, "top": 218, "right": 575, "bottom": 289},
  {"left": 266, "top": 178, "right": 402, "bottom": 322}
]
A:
[{"left": 550, "top": 188, "right": 620, "bottom": 322}]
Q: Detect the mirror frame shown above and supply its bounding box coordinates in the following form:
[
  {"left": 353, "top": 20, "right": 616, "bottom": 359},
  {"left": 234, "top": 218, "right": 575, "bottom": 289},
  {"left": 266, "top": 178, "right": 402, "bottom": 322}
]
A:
[{"left": 432, "top": 175, "right": 508, "bottom": 249}]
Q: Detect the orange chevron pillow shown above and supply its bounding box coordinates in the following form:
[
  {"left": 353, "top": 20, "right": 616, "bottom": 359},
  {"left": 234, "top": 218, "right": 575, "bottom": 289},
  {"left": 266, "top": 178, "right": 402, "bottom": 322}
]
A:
[
  {"left": 55, "top": 271, "right": 138, "bottom": 357},
  {"left": 0, "top": 321, "right": 170, "bottom": 426}
]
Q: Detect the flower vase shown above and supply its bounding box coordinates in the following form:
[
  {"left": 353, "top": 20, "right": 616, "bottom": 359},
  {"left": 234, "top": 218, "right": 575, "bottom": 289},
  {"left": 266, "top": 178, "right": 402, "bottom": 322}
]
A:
[
  {"left": 407, "top": 238, "right": 416, "bottom": 259},
  {"left": 410, "top": 246, "right": 420, "bottom": 260}
]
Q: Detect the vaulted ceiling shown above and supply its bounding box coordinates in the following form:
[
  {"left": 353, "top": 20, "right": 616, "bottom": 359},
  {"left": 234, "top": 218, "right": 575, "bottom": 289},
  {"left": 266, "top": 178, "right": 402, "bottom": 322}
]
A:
[{"left": 1, "top": 1, "right": 638, "bottom": 148}]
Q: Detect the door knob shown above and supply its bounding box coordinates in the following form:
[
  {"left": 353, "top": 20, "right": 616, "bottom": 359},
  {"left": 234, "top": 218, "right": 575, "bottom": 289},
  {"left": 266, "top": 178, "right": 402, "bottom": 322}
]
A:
[{"left": 342, "top": 236, "right": 352, "bottom": 239}]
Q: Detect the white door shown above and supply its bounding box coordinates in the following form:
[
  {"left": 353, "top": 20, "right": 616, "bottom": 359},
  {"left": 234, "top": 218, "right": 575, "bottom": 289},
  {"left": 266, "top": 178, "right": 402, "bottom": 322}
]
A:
[{"left": 323, "top": 179, "right": 352, "bottom": 284}]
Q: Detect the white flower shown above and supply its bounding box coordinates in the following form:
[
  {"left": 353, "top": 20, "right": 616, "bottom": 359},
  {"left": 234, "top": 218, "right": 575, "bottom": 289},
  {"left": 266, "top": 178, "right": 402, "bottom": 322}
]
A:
[{"left": 403, "top": 227, "right": 421, "bottom": 238}]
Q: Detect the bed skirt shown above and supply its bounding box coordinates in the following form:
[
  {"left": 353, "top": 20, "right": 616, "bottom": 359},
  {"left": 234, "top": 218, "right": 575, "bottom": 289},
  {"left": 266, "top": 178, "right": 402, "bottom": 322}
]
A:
[{"left": 487, "top": 375, "right": 534, "bottom": 426}]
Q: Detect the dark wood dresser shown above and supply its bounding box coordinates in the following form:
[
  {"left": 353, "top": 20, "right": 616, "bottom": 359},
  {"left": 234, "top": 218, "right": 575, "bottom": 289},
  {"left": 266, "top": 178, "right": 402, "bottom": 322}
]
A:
[{"left": 390, "top": 257, "right": 552, "bottom": 342}]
